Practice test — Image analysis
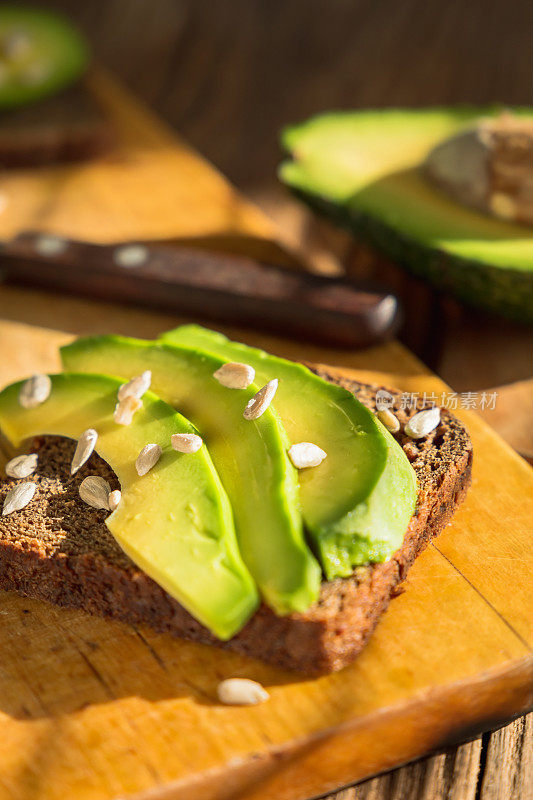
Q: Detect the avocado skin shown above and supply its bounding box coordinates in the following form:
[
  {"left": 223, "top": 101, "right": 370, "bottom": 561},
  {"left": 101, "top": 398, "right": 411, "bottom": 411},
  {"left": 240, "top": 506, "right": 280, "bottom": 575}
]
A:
[
  {"left": 61, "top": 336, "right": 321, "bottom": 615},
  {"left": 0, "top": 373, "right": 258, "bottom": 639},
  {"left": 280, "top": 108, "right": 533, "bottom": 322},
  {"left": 293, "top": 186, "right": 533, "bottom": 323},
  {"left": 162, "top": 325, "right": 418, "bottom": 580}
]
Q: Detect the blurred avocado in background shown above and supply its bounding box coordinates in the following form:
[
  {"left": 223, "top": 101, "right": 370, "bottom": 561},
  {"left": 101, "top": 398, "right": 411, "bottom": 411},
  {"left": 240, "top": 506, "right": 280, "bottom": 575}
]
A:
[{"left": 0, "top": 6, "right": 89, "bottom": 109}]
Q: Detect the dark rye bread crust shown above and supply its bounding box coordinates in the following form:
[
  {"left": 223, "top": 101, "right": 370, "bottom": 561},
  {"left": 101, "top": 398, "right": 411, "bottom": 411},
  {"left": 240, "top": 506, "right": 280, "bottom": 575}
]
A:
[{"left": 0, "top": 374, "right": 472, "bottom": 673}]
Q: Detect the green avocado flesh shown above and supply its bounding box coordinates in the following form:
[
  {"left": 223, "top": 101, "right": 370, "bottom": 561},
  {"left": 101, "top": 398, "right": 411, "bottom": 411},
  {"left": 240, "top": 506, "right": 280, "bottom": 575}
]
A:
[
  {"left": 61, "top": 337, "right": 321, "bottom": 615},
  {"left": 0, "top": 7, "right": 89, "bottom": 109},
  {"left": 161, "top": 325, "right": 418, "bottom": 580},
  {"left": 0, "top": 373, "right": 258, "bottom": 639},
  {"left": 280, "top": 108, "right": 533, "bottom": 321}
]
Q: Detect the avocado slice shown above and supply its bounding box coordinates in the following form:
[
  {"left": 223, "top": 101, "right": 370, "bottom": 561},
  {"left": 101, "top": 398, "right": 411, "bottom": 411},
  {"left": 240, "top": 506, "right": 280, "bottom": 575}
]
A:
[
  {"left": 161, "top": 325, "right": 418, "bottom": 580},
  {"left": 279, "top": 108, "right": 533, "bottom": 322},
  {"left": 0, "top": 7, "right": 89, "bottom": 109},
  {"left": 0, "top": 373, "right": 258, "bottom": 639},
  {"left": 61, "top": 337, "right": 321, "bottom": 614}
]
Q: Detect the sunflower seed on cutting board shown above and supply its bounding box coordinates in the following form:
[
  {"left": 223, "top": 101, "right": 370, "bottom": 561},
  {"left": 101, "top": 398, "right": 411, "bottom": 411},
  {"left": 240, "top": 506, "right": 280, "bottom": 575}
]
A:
[
  {"left": 5, "top": 454, "right": 38, "bottom": 479},
  {"left": 288, "top": 442, "right": 327, "bottom": 469},
  {"left": 117, "top": 371, "right": 152, "bottom": 401},
  {"left": 217, "top": 678, "right": 269, "bottom": 706},
  {"left": 71, "top": 429, "right": 98, "bottom": 475},
  {"left": 171, "top": 433, "right": 203, "bottom": 454},
  {"left": 18, "top": 374, "right": 51, "bottom": 409},
  {"left": 79, "top": 476, "right": 111, "bottom": 510},
  {"left": 243, "top": 379, "right": 278, "bottom": 420},
  {"left": 213, "top": 362, "right": 255, "bottom": 389},
  {"left": 135, "top": 443, "right": 162, "bottom": 476},
  {"left": 405, "top": 406, "right": 441, "bottom": 439},
  {"left": 2, "top": 482, "right": 36, "bottom": 516},
  {"left": 114, "top": 396, "right": 142, "bottom": 426}
]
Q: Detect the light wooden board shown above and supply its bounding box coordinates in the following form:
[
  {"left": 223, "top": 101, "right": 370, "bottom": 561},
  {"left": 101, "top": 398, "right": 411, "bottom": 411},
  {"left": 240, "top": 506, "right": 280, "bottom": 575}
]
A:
[
  {"left": 0, "top": 69, "right": 299, "bottom": 268},
  {"left": 0, "top": 71, "right": 530, "bottom": 800},
  {"left": 0, "top": 299, "right": 531, "bottom": 800}
]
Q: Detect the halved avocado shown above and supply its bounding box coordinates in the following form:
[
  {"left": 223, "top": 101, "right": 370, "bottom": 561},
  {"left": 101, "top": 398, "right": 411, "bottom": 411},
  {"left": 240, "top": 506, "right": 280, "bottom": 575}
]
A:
[
  {"left": 61, "top": 337, "right": 321, "bottom": 615},
  {"left": 0, "top": 373, "right": 258, "bottom": 639},
  {"left": 0, "top": 7, "right": 89, "bottom": 109},
  {"left": 280, "top": 108, "right": 533, "bottom": 321},
  {"left": 161, "top": 325, "right": 418, "bottom": 580}
]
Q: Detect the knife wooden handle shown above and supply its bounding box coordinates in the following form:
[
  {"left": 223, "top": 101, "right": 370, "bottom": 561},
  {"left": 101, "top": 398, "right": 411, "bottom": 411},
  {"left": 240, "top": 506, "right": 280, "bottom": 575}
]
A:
[{"left": 0, "top": 232, "right": 401, "bottom": 348}]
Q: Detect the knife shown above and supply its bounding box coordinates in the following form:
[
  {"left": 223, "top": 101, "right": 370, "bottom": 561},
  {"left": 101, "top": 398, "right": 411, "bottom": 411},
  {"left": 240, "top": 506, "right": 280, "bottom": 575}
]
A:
[{"left": 0, "top": 232, "right": 401, "bottom": 348}]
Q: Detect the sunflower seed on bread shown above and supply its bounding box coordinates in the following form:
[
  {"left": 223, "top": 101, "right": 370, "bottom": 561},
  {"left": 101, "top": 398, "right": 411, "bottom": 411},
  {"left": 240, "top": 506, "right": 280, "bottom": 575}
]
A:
[
  {"left": 114, "top": 396, "right": 142, "bottom": 426},
  {"left": 117, "top": 371, "right": 151, "bottom": 402},
  {"left": 213, "top": 362, "right": 255, "bottom": 389},
  {"left": 18, "top": 374, "right": 51, "bottom": 409},
  {"left": 171, "top": 433, "right": 203, "bottom": 454},
  {"left": 71, "top": 429, "right": 98, "bottom": 474},
  {"left": 288, "top": 442, "right": 327, "bottom": 469},
  {"left": 79, "top": 476, "right": 111, "bottom": 510},
  {"left": 135, "top": 443, "right": 162, "bottom": 476},
  {"left": 108, "top": 489, "right": 122, "bottom": 511},
  {"left": 405, "top": 407, "right": 440, "bottom": 439},
  {"left": 377, "top": 408, "right": 400, "bottom": 433},
  {"left": 243, "top": 379, "right": 278, "bottom": 420},
  {"left": 5, "top": 454, "right": 38, "bottom": 479},
  {"left": 2, "top": 482, "right": 36, "bottom": 516}
]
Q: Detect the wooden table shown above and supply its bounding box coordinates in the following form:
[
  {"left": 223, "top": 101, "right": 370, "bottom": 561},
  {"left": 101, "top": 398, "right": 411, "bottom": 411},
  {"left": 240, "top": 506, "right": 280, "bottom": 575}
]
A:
[{"left": 3, "top": 3, "right": 533, "bottom": 797}]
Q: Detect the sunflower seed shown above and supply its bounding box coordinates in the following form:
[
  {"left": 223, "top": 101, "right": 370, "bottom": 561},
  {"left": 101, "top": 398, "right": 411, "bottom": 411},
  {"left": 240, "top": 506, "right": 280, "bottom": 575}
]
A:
[
  {"left": 108, "top": 489, "right": 122, "bottom": 511},
  {"left": 19, "top": 374, "right": 51, "bottom": 409},
  {"left": 217, "top": 678, "right": 269, "bottom": 706},
  {"left": 79, "top": 476, "right": 111, "bottom": 510},
  {"left": 5, "top": 454, "right": 38, "bottom": 479},
  {"left": 377, "top": 408, "right": 400, "bottom": 433},
  {"left": 71, "top": 429, "right": 98, "bottom": 475},
  {"left": 375, "top": 389, "right": 395, "bottom": 410},
  {"left": 135, "top": 443, "right": 162, "bottom": 476},
  {"left": 405, "top": 406, "right": 440, "bottom": 439},
  {"left": 114, "top": 396, "right": 142, "bottom": 426},
  {"left": 117, "top": 371, "right": 151, "bottom": 401},
  {"left": 171, "top": 433, "right": 203, "bottom": 454},
  {"left": 243, "top": 379, "right": 278, "bottom": 420},
  {"left": 288, "top": 442, "right": 327, "bottom": 469},
  {"left": 2, "top": 482, "right": 36, "bottom": 516},
  {"left": 213, "top": 362, "right": 255, "bottom": 389}
]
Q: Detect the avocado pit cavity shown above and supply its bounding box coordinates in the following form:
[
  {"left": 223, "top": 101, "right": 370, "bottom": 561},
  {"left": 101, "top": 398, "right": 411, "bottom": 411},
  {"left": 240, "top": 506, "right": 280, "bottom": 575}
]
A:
[{"left": 425, "top": 112, "right": 533, "bottom": 226}]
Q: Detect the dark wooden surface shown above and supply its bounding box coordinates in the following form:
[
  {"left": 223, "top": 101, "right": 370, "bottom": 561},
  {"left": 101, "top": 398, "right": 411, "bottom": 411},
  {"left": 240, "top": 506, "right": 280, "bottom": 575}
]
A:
[
  {"left": 23, "top": 0, "right": 533, "bottom": 392},
  {"left": 7, "top": 2, "right": 533, "bottom": 798}
]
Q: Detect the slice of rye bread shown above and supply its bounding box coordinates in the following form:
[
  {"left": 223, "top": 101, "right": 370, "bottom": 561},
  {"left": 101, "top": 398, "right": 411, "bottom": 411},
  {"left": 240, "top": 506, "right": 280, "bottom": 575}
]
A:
[{"left": 0, "top": 372, "right": 472, "bottom": 674}]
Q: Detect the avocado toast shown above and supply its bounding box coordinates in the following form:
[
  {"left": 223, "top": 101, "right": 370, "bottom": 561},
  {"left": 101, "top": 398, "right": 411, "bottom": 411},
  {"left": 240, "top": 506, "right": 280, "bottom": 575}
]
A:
[{"left": 0, "top": 330, "right": 471, "bottom": 673}]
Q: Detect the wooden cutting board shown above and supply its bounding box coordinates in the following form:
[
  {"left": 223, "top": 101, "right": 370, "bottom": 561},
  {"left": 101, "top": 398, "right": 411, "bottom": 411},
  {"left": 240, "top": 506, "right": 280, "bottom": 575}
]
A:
[
  {"left": 0, "top": 300, "right": 531, "bottom": 800},
  {"left": 0, "top": 68, "right": 299, "bottom": 269},
  {"left": 0, "top": 71, "right": 531, "bottom": 800}
]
